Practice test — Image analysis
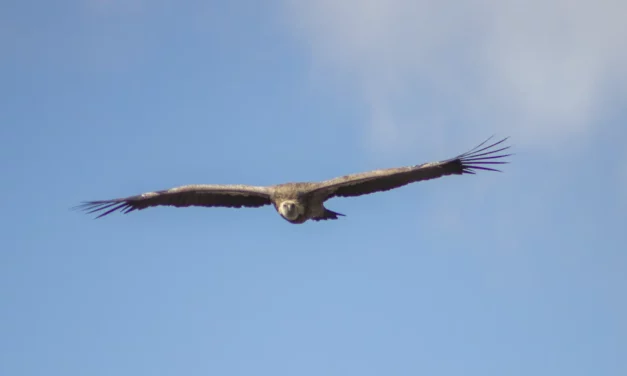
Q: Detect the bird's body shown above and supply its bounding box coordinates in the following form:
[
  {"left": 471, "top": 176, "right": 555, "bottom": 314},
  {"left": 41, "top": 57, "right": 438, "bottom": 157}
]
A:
[
  {"left": 78, "top": 137, "right": 512, "bottom": 224},
  {"left": 270, "top": 182, "right": 344, "bottom": 224}
]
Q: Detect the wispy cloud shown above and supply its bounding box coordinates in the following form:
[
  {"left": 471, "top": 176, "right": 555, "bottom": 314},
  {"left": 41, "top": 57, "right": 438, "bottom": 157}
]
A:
[{"left": 282, "top": 0, "right": 627, "bottom": 151}]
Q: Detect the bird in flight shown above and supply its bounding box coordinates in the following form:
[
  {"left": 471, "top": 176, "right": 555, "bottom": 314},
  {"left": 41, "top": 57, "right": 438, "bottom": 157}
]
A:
[{"left": 78, "top": 136, "right": 511, "bottom": 224}]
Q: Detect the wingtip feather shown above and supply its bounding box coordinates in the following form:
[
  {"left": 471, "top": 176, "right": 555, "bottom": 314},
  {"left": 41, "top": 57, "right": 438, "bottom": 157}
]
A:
[{"left": 457, "top": 136, "right": 511, "bottom": 175}]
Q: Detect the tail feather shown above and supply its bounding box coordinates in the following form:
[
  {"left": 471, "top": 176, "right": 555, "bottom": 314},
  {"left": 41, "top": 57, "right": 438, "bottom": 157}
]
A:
[{"left": 312, "top": 208, "right": 346, "bottom": 221}]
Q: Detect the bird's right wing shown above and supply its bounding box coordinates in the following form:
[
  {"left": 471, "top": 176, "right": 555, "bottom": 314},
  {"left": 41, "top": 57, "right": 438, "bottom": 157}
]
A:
[{"left": 76, "top": 184, "right": 272, "bottom": 218}]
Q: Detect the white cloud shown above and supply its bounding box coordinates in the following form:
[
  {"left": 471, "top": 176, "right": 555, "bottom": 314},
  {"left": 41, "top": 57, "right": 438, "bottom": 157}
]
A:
[{"left": 282, "top": 0, "right": 627, "bottom": 152}]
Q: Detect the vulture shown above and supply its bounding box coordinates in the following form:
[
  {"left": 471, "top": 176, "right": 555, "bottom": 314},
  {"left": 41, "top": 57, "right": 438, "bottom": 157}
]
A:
[{"left": 78, "top": 136, "right": 511, "bottom": 224}]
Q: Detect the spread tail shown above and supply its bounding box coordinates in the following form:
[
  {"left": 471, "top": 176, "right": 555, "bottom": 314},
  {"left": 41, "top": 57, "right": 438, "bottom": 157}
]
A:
[{"left": 312, "top": 208, "right": 346, "bottom": 221}]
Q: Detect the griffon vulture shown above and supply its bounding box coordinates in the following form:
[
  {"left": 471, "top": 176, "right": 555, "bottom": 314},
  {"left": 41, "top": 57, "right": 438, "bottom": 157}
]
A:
[{"left": 77, "top": 136, "right": 511, "bottom": 224}]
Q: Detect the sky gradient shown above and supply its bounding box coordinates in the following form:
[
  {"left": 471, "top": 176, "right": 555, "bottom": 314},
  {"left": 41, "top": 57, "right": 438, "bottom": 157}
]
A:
[{"left": 2, "top": 1, "right": 626, "bottom": 375}]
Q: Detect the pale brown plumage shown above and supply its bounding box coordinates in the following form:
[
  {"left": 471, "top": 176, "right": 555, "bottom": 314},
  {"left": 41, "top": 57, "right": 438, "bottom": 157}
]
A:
[{"left": 77, "top": 136, "right": 511, "bottom": 224}]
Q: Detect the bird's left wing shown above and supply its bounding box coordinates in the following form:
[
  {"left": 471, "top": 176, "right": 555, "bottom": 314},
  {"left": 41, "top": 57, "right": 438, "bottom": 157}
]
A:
[
  {"left": 307, "top": 136, "right": 511, "bottom": 200},
  {"left": 76, "top": 184, "right": 272, "bottom": 218}
]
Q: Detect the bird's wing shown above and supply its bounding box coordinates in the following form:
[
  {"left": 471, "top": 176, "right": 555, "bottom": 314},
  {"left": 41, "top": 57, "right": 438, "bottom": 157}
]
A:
[
  {"left": 76, "top": 184, "right": 272, "bottom": 218},
  {"left": 308, "top": 136, "right": 511, "bottom": 199}
]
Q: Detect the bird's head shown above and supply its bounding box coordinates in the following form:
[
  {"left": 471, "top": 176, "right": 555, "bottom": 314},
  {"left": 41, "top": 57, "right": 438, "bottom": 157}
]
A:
[{"left": 279, "top": 200, "right": 301, "bottom": 221}]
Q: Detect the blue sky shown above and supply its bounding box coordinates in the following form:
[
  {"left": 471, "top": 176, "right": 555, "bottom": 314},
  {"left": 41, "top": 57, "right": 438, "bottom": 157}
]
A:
[{"left": 1, "top": 1, "right": 626, "bottom": 375}]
